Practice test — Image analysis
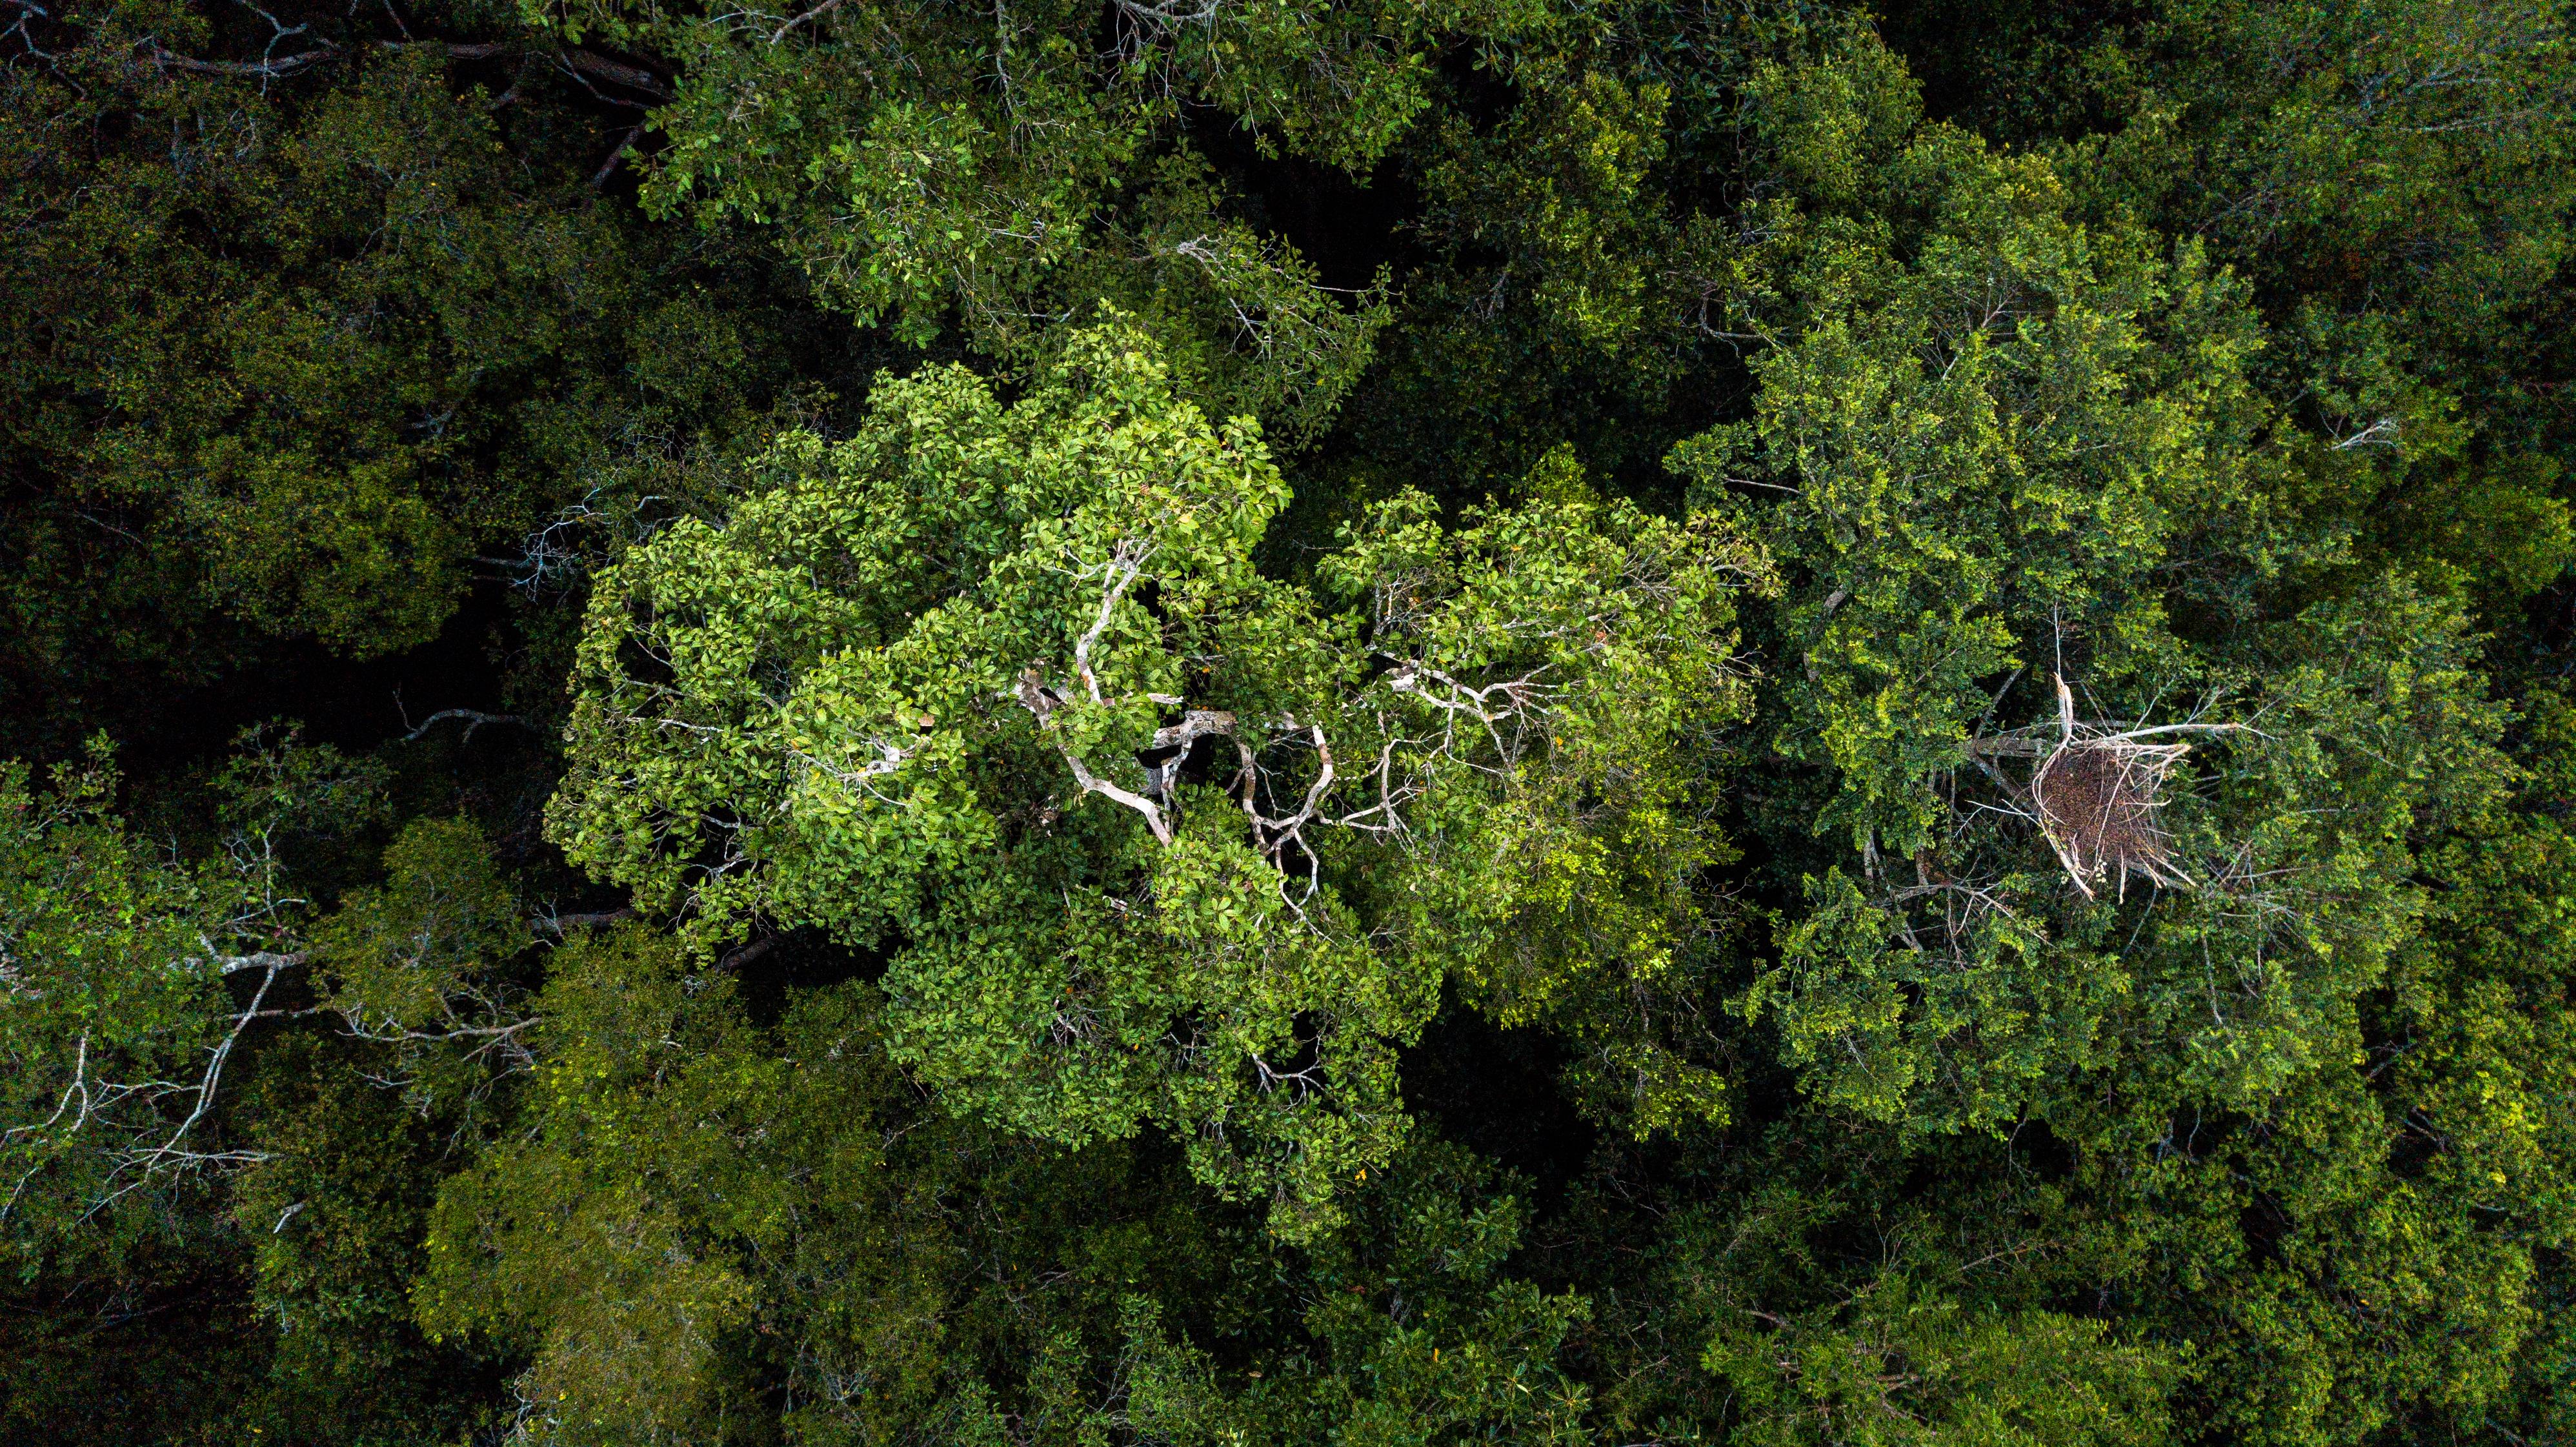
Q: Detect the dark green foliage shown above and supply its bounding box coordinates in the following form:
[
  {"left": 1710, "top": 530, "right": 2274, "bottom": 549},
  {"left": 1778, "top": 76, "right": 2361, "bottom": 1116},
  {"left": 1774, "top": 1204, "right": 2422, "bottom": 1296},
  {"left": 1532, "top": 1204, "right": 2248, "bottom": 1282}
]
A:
[
  {"left": 2, "top": 1, "right": 2571, "bottom": 1444},
  {"left": 0, "top": 0, "right": 866, "bottom": 748}
]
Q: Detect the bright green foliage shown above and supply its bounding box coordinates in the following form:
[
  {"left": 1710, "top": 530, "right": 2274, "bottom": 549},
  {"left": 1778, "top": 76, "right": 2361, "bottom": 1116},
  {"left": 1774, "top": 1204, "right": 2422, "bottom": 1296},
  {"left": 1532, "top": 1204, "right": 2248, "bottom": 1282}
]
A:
[
  {"left": 0, "top": 731, "right": 383, "bottom": 1253},
  {"left": 1702, "top": 1271, "right": 2175, "bottom": 1446},
  {"left": 552, "top": 316, "right": 1767, "bottom": 1227},
  {"left": 1671, "top": 120, "right": 2520, "bottom": 1139},
  {"left": 0, "top": 741, "right": 240, "bottom": 1246}
]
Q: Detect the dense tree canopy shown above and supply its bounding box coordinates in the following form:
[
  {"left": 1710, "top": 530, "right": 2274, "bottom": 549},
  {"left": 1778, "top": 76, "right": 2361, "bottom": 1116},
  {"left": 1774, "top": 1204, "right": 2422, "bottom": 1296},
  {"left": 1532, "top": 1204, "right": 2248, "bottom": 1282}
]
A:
[{"left": 2, "top": 1, "right": 2571, "bottom": 1443}]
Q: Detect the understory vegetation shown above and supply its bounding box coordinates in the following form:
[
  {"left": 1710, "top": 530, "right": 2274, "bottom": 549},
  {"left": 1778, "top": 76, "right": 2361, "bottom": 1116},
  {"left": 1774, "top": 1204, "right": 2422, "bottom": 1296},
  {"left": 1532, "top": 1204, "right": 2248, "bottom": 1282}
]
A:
[{"left": 4, "top": 0, "right": 2574, "bottom": 1442}]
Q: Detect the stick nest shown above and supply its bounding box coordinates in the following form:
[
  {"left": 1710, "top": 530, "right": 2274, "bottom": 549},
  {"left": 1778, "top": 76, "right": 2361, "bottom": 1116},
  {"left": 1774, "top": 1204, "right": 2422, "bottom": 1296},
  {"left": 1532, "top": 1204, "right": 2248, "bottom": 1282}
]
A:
[
  {"left": 2031, "top": 729, "right": 2193, "bottom": 900},
  {"left": 1961, "top": 675, "right": 2246, "bottom": 902}
]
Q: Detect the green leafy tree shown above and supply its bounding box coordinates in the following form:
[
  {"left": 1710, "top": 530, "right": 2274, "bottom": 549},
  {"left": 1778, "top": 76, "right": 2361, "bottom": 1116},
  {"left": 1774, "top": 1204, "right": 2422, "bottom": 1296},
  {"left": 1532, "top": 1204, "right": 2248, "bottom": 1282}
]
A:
[
  {"left": 3, "top": 3, "right": 2573, "bottom": 1443},
  {"left": 0, "top": 731, "right": 385, "bottom": 1250},
  {"left": 416, "top": 929, "right": 1596, "bottom": 1446},
  {"left": 550, "top": 314, "right": 1769, "bottom": 1228},
  {"left": 1, "top": 0, "right": 844, "bottom": 749},
  {"left": 1702, "top": 1271, "right": 2175, "bottom": 1447},
  {"left": 1664, "top": 120, "right": 2519, "bottom": 1138},
  {"left": 520, "top": 0, "right": 1562, "bottom": 438}
]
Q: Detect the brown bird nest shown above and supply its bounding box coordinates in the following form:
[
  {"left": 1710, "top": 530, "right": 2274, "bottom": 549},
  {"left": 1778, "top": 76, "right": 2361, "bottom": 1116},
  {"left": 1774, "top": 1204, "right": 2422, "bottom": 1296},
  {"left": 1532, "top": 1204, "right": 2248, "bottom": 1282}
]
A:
[
  {"left": 1970, "top": 675, "right": 2238, "bottom": 902},
  {"left": 2032, "top": 728, "right": 2193, "bottom": 900}
]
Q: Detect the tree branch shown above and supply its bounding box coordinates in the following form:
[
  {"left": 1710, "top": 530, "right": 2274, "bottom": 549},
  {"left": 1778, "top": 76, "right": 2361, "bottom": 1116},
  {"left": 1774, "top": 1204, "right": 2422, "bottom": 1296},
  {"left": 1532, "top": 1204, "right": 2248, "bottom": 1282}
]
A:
[
  {"left": 143, "top": 37, "right": 340, "bottom": 77},
  {"left": 399, "top": 708, "right": 539, "bottom": 744},
  {"left": 559, "top": 46, "right": 672, "bottom": 101},
  {"left": 533, "top": 908, "right": 634, "bottom": 935},
  {"left": 590, "top": 123, "right": 647, "bottom": 188}
]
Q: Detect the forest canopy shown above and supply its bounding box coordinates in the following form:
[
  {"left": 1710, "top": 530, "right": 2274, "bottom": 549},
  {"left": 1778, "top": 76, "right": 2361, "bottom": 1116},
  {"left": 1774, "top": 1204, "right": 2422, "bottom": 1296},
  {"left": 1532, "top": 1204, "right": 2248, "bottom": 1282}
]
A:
[{"left": 3, "top": 1, "right": 2573, "bottom": 1443}]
